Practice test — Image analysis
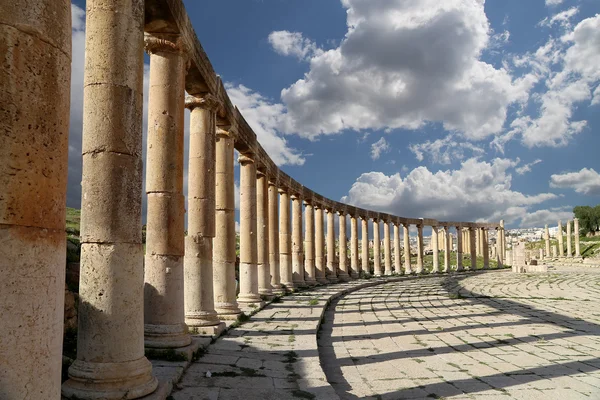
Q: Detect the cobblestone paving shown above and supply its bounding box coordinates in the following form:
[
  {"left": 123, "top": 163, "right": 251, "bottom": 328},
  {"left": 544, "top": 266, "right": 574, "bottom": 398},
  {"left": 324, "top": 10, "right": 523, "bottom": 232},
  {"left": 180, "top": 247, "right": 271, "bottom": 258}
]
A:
[{"left": 319, "top": 267, "right": 600, "bottom": 399}]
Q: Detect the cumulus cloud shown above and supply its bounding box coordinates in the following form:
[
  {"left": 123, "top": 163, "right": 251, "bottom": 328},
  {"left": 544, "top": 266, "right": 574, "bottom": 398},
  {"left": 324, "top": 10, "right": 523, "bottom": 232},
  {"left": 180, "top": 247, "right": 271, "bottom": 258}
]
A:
[
  {"left": 550, "top": 168, "right": 600, "bottom": 195},
  {"left": 370, "top": 137, "right": 390, "bottom": 160},
  {"left": 409, "top": 135, "right": 484, "bottom": 164},
  {"left": 268, "top": 31, "right": 322, "bottom": 61},
  {"left": 340, "top": 158, "right": 556, "bottom": 225},
  {"left": 515, "top": 159, "right": 542, "bottom": 175},
  {"left": 273, "top": 0, "right": 531, "bottom": 140}
]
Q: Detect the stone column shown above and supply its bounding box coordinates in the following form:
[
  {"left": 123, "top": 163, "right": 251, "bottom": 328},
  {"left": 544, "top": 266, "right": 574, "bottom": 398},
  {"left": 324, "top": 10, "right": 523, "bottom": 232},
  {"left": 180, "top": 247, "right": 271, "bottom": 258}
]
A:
[
  {"left": 143, "top": 33, "right": 190, "bottom": 350},
  {"left": 403, "top": 224, "right": 412, "bottom": 274},
  {"left": 500, "top": 220, "right": 506, "bottom": 264},
  {"left": 338, "top": 212, "right": 351, "bottom": 281},
  {"left": 539, "top": 248, "right": 544, "bottom": 260},
  {"left": 566, "top": 220, "right": 572, "bottom": 257},
  {"left": 268, "top": 180, "right": 283, "bottom": 293},
  {"left": 326, "top": 209, "right": 339, "bottom": 283},
  {"left": 557, "top": 220, "right": 564, "bottom": 256},
  {"left": 213, "top": 126, "right": 241, "bottom": 319},
  {"left": 469, "top": 227, "right": 477, "bottom": 270},
  {"left": 257, "top": 171, "right": 274, "bottom": 297},
  {"left": 394, "top": 223, "right": 402, "bottom": 274},
  {"left": 373, "top": 219, "right": 382, "bottom": 276},
  {"left": 383, "top": 220, "right": 393, "bottom": 275},
  {"left": 361, "top": 217, "right": 369, "bottom": 275},
  {"left": 431, "top": 226, "right": 440, "bottom": 273},
  {"left": 350, "top": 215, "right": 360, "bottom": 279},
  {"left": 441, "top": 227, "right": 449, "bottom": 272},
  {"left": 552, "top": 245, "right": 558, "bottom": 258},
  {"left": 304, "top": 200, "right": 318, "bottom": 286},
  {"left": 237, "top": 154, "right": 262, "bottom": 306},
  {"left": 184, "top": 94, "right": 223, "bottom": 334},
  {"left": 1, "top": 0, "right": 70, "bottom": 397},
  {"left": 62, "top": 1, "right": 158, "bottom": 397},
  {"left": 482, "top": 229, "right": 489, "bottom": 269},
  {"left": 315, "top": 205, "right": 329, "bottom": 284},
  {"left": 456, "top": 226, "right": 464, "bottom": 271},
  {"left": 574, "top": 218, "right": 581, "bottom": 257},
  {"left": 544, "top": 224, "right": 551, "bottom": 259},
  {"left": 416, "top": 224, "right": 424, "bottom": 274},
  {"left": 279, "top": 189, "right": 294, "bottom": 288},
  {"left": 496, "top": 228, "right": 502, "bottom": 267},
  {"left": 291, "top": 193, "right": 306, "bottom": 287}
]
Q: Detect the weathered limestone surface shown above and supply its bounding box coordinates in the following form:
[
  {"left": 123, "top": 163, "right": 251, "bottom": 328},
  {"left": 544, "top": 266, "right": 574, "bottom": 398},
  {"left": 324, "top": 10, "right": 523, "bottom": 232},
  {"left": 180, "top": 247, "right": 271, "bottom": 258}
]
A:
[
  {"left": 567, "top": 220, "right": 573, "bottom": 257},
  {"left": 62, "top": 0, "right": 158, "bottom": 398},
  {"left": 431, "top": 226, "right": 439, "bottom": 273},
  {"left": 373, "top": 219, "right": 382, "bottom": 276},
  {"left": 184, "top": 94, "right": 222, "bottom": 332},
  {"left": 257, "top": 172, "right": 273, "bottom": 297},
  {"left": 268, "top": 181, "right": 283, "bottom": 293},
  {"left": 544, "top": 224, "right": 551, "bottom": 259},
  {"left": 213, "top": 127, "right": 240, "bottom": 319},
  {"left": 482, "top": 228, "right": 489, "bottom": 269},
  {"left": 383, "top": 220, "right": 393, "bottom": 276},
  {"left": 444, "top": 226, "right": 451, "bottom": 273},
  {"left": 326, "top": 209, "right": 339, "bottom": 283},
  {"left": 393, "top": 223, "right": 402, "bottom": 275},
  {"left": 338, "top": 212, "right": 351, "bottom": 282},
  {"left": 291, "top": 194, "right": 306, "bottom": 287},
  {"left": 469, "top": 227, "right": 477, "bottom": 271},
  {"left": 416, "top": 224, "right": 424, "bottom": 274},
  {"left": 350, "top": 215, "right": 360, "bottom": 278},
  {"left": 1, "top": 0, "right": 71, "bottom": 397},
  {"left": 403, "top": 224, "right": 412, "bottom": 274},
  {"left": 456, "top": 227, "right": 464, "bottom": 272},
  {"left": 361, "top": 217, "right": 369, "bottom": 274},
  {"left": 279, "top": 190, "right": 294, "bottom": 289},
  {"left": 558, "top": 220, "right": 565, "bottom": 256},
  {"left": 315, "top": 206, "right": 329, "bottom": 284},
  {"left": 574, "top": 218, "right": 581, "bottom": 257},
  {"left": 304, "top": 201, "right": 318, "bottom": 286},
  {"left": 143, "top": 33, "right": 190, "bottom": 350}
]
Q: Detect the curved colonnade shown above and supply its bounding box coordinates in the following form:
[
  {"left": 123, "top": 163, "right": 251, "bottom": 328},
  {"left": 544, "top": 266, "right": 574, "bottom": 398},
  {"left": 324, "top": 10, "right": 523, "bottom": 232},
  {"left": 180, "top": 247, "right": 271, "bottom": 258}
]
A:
[{"left": 0, "top": 0, "right": 505, "bottom": 399}]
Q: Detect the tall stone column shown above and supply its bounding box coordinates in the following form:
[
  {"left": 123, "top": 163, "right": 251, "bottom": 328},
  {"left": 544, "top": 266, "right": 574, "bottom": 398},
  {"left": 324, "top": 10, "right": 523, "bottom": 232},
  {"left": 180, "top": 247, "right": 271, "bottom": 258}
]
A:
[
  {"left": 268, "top": 180, "right": 283, "bottom": 293},
  {"left": 326, "top": 209, "right": 339, "bottom": 283},
  {"left": 304, "top": 200, "right": 318, "bottom": 286},
  {"left": 394, "top": 223, "right": 402, "bottom": 274},
  {"left": 431, "top": 226, "right": 440, "bottom": 273},
  {"left": 143, "top": 33, "right": 190, "bottom": 350},
  {"left": 443, "top": 226, "right": 451, "bottom": 272},
  {"left": 184, "top": 94, "right": 223, "bottom": 333},
  {"left": 470, "top": 227, "right": 477, "bottom": 270},
  {"left": 373, "top": 219, "right": 382, "bottom": 276},
  {"left": 574, "top": 218, "right": 581, "bottom": 257},
  {"left": 315, "top": 206, "right": 329, "bottom": 284},
  {"left": 557, "top": 220, "right": 564, "bottom": 256},
  {"left": 338, "top": 212, "right": 351, "bottom": 281},
  {"left": 566, "top": 220, "right": 572, "bottom": 257},
  {"left": 213, "top": 126, "right": 241, "bottom": 319},
  {"left": 456, "top": 226, "right": 464, "bottom": 271},
  {"left": 62, "top": 1, "right": 158, "bottom": 397},
  {"left": 544, "top": 225, "right": 551, "bottom": 259},
  {"left": 403, "top": 224, "right": 412, "bottom": 274},
  {"left": 291, "top": 193, "right": 306, "bottom": 287},
  {"left": 482, "top": 229, "right": 489, "bottom": 269},
  {"left": 257, "top": 171, "right": 274, "bottom": 297},
  {"left": 416, "top": 224, "right": 424, "bottom": 274},
  {"left": 279, "top": 189, "right": 294, "bottom": 288},
  {"left": 383, "top": 220, "right": 392, "bottom": 275},
  {"left": 499, "top": 220, "right": 506, "bottom": 264},
  {"left": 1, "top": 0, "right": 70, "bottom": 397},
  {"left": 238, "top": 154, "right": 262, "bottom": 306},
  {"left": 361, "top": 217, "right": 369, "bottom": 275},
  {"left": 350, "top": 215, "right": 360, "bottom": 278}
]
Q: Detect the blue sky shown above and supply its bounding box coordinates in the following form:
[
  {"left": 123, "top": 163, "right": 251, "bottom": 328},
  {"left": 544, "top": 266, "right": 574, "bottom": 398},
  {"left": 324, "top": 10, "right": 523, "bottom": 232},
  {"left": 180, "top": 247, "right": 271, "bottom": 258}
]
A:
[{"left": 68, "top": 0, "right": 600, "bottom": 229}]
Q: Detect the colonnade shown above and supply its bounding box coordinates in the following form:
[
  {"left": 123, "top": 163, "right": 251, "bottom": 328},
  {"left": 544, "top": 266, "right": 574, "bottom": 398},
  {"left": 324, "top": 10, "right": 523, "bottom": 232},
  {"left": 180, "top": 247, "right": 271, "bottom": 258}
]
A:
[{"left": 0, "top": 0, "right": 504, "bottom": 398}]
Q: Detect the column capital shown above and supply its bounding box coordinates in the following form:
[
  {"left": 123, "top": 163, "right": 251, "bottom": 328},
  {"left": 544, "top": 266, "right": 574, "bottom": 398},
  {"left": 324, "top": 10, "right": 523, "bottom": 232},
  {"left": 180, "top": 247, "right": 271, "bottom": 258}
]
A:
[
  {"left": 216, "top": 125, "right": 236, "bottom": 138},
  {"left": 256, "top": 169, "right": 267, "bottom": 178},
  {"left": 185, "top": 93, "right": 223, "bottom": 113},
  {"left": 144, "top": 32, "right": 186, "bottom": 55},
  {"left": 303, "top": 199, "right": 313, "bottom": 206},
  {"left": 360, "top": 215, "right": 369, "bottom": 221},
  {"left": 277, "top": 187, "right": 288, "bottom": 195},
  {"left": 574, "top": 217, "right": 579, "bottom": 222},
  {"left": 238, "top": 153, "right": 255, "bottom": 165},
  {"left": 290, "top": 192, "right": 301, "bottom": 201},
  {"left": 337, "top": 210, "right": 345, "bottom": 216}
]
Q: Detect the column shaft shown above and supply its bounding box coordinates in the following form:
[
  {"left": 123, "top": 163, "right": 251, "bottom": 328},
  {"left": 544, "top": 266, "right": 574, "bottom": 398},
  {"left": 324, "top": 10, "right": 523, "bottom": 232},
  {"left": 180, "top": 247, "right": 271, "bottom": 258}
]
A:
[
  {"left": 268, "top": 181, "right": 283, "bottom": 292},
  {"left": 338, "top": 213, "right": 350, "bottom": 281},
  {"left": 470, "top": 228, "right": 477, "bottom": 270},
  {"left": 361, "top": 218, "right": 369, "bottom": 274},
  {"left": 326, "top": 210, "right": 339, "bottom": 282},
  {"left": 574, "top": 218, "right": 581, "bottom": 257},
  {"left": 403, "top": 224, "right": 412, "bottom": 273},
  {"left": 279, "top": 190, "right": 294, "bottom": 288},
  {"left": 1, "top": 0, "right": 70, "bottom": 397},
  {"left": 383, "top": 221, "right": 392, "bottom": 275},
  {"left": 184, "top": 95, "right": 221, "bottom": 331},
  {"left": 567, "top": 220, "right": 572, "bottom": 257},
  {"left": 350, "top": 216, "right": 360, "bottom": 278},
  {"left": 544, "top": 225, "right": 551, "bottom": 259},
  {"left": 557, "top": 221, "right": 564, "bottom": 256},
  {"left": 416, "top": 225, "right": 424, "bottom": 273},
  {"left": 373, "top": 220, "right": 382, "bottom": 276},
  {"left": 431, "top": 226, "right": 439, "bottom": 273},
  {"left": 257, "top": 172, "right": 273, "bottom": 297},
  {"left": 304, "top": 202, "right": 317, "bottom": 285},
  {"left": 213, "top": 127, "right": 240, "bottom": 319},
  {"left": 444, "top": 227, "right": 451, "bottom": 272},
  {"left": 394, "top": 223, "right": 402, "bottom": 274},
  {"left": 482, "top": 229, "right": 489, "bottom": 269},
  {"left": 456, "top": 227, "right": 464, "bottom": 271},
  {"left": 62, "top": 1, "right": 157, "bottom": 397},
  {"left": 291, "top": 194, "right": 306, "bottom": 287},
  {"left": 315, "top": 206, "right": 329, "bottom": 284}
]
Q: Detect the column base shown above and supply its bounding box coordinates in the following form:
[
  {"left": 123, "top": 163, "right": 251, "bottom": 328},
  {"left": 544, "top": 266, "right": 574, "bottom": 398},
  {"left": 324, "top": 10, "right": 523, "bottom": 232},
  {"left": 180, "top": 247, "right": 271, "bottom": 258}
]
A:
[
  {"left": 144, "top": 323, "right": 191, "bottom": 349},
  {"left": 456, "top": 267, "right": 464, "bottom": 272},
  {"left": 237, "top": 293, "right": 263, "bottom": 305},
  {"left": 350, "top": 271, "right": 360, "bottom": 279},
  {"left": 337, "top": 272, "right": 351, "bottom": 282},
  {"left": 326, "top": 273, "right": 339, "bottom": 283},
  {"left": 292, "top": 279, "right": 308, "bottom": 288},
  {"left": 316, "top": 276, "right": 330, "bottom": 285},
  {"left": 384, "top": 269, "right": 393, "bottom": 276},
  {"left": 259, "top": 288, "right": 274, "bottom": 298},
  {"left": 281, "top": 281, "right": 297, "bottom": 291},
  {"left": 239, "top": 301, "right": 265, "bottom": 314},
  {"left": 188, "top": 322, "right": 226, "bottom": 337},
  {"left": 62, "top": 357, "right": 158, "bottom": 400},
  {"left": 304, "top": 277, "right": 318, "bottom": 286},
  {"left": 185, "top": 310, "right": 221, "bottom": 328},
  {"left": 215, "top": 302, "right": 242, "bottom": 320}
]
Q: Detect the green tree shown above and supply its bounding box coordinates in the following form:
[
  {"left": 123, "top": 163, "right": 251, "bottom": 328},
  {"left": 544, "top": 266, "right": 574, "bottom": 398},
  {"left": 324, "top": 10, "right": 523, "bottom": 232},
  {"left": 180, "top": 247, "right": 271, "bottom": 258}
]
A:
[{"left": 573, "top": 205, "right": 600, "bottom": 235}]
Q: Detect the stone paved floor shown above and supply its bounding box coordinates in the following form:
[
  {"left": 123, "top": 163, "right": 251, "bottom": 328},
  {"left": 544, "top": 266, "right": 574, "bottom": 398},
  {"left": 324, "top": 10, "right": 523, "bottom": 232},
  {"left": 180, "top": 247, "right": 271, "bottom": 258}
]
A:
[{"left": 320, "top": 267, "right": 600, "bottom": 399}]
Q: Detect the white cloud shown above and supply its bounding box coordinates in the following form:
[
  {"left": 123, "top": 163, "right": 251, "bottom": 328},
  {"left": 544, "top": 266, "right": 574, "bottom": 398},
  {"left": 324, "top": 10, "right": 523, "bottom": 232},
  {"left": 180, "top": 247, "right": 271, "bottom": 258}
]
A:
[
  {"left": 520, "top": 207, "right": 574, "bottom": 228},
  {"left": 268, "top": 31, "right": 322, "bottom": 61},
  {"left": 273, "top": 0, "right": 530, "bottom": 141},
  {"left": 515, "top": 159, "right": 542, "bottom": 175},
  {"left": 409, "top": 135, "right": 484, "bottom": 164},
  {"left": 370, "top": 137, "right": 390, "bottom": 160},
  {"left": 550, "top": 168, "right": 600, "bottom": 195},
  {"left": 341, "top": 158, "right": 556, "bottom": 225},
  {"left": 545, "top": 0, "right": 565, "bottom": 6},
  {"left": 539, "top": 7, "right": 579, "bottom": 29},
  {"left": 226, "top": 83, "right": 304, "bottom": 166}
]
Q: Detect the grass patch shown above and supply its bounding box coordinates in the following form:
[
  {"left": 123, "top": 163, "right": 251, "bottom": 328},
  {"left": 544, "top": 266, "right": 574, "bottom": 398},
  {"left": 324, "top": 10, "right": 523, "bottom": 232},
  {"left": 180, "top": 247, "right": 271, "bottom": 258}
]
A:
[{"left": 308, "top": 298, "right": 319, "bottom": 306}]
